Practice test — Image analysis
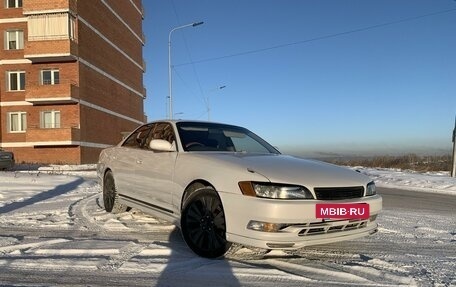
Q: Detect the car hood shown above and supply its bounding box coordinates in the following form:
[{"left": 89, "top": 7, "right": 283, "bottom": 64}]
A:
[{"left": 193, "top": 153, "right": 370, "bottom": 188}]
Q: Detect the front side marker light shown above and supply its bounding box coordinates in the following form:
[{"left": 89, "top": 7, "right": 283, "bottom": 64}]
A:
[{"left": 238, "top": 181, "right": 256, "bottom": 197}]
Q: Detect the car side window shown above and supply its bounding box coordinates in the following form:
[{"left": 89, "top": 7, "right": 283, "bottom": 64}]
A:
[
  {"left": 122, "top": 124, "right": 153, "bottom": 149},
  {"left": 146, "top": 123, "right": 176, "bottom": 149}
]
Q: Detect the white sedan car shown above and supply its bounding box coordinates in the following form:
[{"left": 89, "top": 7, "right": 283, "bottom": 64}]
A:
[{"left": 97, "top": 120, "right": 382, "bottom": 258}]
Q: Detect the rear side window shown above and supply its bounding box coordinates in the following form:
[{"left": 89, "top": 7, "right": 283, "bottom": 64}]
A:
[
  {"left": 122, "top": 124, "right": 152, "bottom": 149},
  {"left": 148, "top": 123, "right": 175, "bottom": 144}
]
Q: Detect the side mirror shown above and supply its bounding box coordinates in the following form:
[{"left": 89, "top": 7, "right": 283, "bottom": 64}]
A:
[{"left": 149, "top": 139, "right": 176, "bottom": 152}]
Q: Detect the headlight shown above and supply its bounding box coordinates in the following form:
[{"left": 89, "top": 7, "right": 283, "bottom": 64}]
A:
[
  {"left": 366, "top": 181, "right": 376, "bottom": 196},
  {"left": 239, "top": 181, "right": 314, "bottom": 199}
]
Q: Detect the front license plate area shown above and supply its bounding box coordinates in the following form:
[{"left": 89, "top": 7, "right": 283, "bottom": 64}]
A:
[{"left": 316, "top": 203, "right": 369, "bottom": 219}]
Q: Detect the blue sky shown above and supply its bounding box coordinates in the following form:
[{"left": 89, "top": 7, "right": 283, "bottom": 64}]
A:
[{"left": 142, "top": 0, "right": 456, "bottom": 157}]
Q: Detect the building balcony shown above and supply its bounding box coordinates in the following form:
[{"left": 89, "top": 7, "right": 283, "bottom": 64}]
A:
[
  {"left": 22, "top": 0, "right": 77, "bottom": 15},
  {"left": 24, "top": 39, "right": 78, "bottom": 63},
  {"left": 23, "top": 0, "right": 78, "bottom": 62},
  {"left": 26, "top": 126, "right": 81, "bottom": 145},
  {"left": 25, "top": 80, "right": 79, "bottom": 105},
  {"left": 143, "top": 87, "right": 147, "bottom": 99}
]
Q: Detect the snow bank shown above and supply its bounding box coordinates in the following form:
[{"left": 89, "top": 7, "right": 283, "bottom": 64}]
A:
[{"left": 352, "top": 167, "right": 456, "bottom": 196}]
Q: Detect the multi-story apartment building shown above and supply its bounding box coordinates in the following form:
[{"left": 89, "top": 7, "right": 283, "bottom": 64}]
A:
[{"left": 0, "top": 0, "right": 145, "bottom": 164}]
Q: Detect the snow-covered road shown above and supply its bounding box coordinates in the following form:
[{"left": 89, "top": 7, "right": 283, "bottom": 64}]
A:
[{"left": 0, "top": 169, "right": 455, "bottom": 286}]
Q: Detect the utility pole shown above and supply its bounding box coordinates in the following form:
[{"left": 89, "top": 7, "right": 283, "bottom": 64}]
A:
[
  {"left": 452, "top": 116, "right": 456, "bottom": 177},
  {"left": 168, "top": 21, "right": 204, "bottom": 119}
]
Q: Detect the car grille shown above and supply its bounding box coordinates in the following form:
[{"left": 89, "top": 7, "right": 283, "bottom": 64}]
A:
[
  {"left": 298, "top": 219, "right": 368, "bottom": 236},
  {"left": 314, "top": 186, "right": 364, "bottom": 200}
]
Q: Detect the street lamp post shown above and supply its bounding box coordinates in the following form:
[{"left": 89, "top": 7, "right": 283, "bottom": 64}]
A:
[
  {"left": 168, "top": 21, "right": 204, "bottom": 119},
  {"left": 206, "top": 85, "right": 226, "bottom": 121}
]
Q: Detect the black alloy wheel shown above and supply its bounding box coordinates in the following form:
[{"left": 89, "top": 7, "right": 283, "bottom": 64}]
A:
[
  {"left": 103, "top": 170, "right": 127, "bottom": 213},
  {"left": 181, "top": 188, "right": 230, "bottom": 258}
]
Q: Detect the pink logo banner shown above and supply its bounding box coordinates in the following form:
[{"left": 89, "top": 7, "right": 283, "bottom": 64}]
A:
[{"left": 316, "top": 203, "right": 370, "bottom": 219}]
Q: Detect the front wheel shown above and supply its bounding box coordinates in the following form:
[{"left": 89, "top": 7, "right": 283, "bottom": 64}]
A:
[{"left": 181, "top": 188, "right": 231, "bottom": 258}]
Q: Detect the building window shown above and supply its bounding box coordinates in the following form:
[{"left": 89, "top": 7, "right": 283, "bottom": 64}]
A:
[
  {"left": 41, "top": 69, "right": 60, "bottom": 85},
  {"left": 69, "top": 14, "right": 76, "bottom": 40},
  {"left": 7, "top": 71, "right": 25, "bottom": 91},
  {"left": 28, "top": 13, "right": 77, "bottom": 41},
  {"left": 8, "top": 112, "right": 26, "bottom": 133},
  {"left": 40, "top": 111, "right": 61, "bottom": 129},
  {"left": 5, "top": 0, "right": 22, "bottom": 8},
  {"left": 4, "top": 30, "right": 24, "bottom": 50}
]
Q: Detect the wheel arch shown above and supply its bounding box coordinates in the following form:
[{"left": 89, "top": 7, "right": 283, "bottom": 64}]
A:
[{"left": 181, "top": 180, "right": 216, "bottom": 210}]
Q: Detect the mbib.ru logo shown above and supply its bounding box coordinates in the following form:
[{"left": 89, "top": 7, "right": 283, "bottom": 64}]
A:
[{"left": 316, "top": 203, "right": 370, "bottom": 219}]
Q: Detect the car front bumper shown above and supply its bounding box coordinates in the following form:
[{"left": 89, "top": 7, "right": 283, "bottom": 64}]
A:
[{"left": 219, "top": 192, "right": 382, "bottom": 250}]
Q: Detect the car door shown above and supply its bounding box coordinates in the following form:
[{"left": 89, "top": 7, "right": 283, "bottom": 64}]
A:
[
  {"left": 114, "top": 124, "right": 153, "bottom": 200},
  {"left": 134, "top": 122, "right": 179, "bottom": 213}
]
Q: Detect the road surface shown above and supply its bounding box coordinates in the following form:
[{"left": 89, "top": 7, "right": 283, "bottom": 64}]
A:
[{"left": 379, "top": 187, "right": 455, "bottom": 214}]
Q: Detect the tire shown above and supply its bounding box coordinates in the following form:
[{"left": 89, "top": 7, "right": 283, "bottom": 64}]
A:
[
  {"left": 181, "top": 188, "right": 231, "bottom": 258},
  {"left": 103, "top": 170, "right": 128, "bottom": 214}
]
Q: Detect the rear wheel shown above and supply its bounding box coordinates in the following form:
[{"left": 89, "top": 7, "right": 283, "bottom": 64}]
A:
[
  {"left": 181, "top": 188, "right": 230, "bottom": 258},
  {"left": 103, "top": 170, "right": 128, "bottom": 214}
]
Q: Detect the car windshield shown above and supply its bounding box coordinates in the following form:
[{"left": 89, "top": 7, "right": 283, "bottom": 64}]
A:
[{"left": 176, "top": 122, "right": 280, "bottom": 154}]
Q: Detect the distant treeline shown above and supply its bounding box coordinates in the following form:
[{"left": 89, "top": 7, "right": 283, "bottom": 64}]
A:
[{"left": 325, "top": 154, "right": 453, "bottom": 172}]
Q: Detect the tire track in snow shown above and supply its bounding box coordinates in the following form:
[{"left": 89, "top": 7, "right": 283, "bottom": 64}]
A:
[
  {"left": 262, "top": 259, "right": 375, "bottom": 284},
  {"left": 227, "top": 248, "right": 416, "bottom": 286},
  {"left": 69, "top": 192, "right": 175, "bottom": 236},
  {"left": 68, "top": 193, "right": 103, "bottom": 232},
  {"left": 97, "top": 242, "right": 149, "bottom": 271},
  {"left": 0, "top": 238, "right": 70, "bottom": 255}
]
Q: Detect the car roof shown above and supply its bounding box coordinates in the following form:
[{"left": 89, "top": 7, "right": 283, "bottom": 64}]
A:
[
  {"left": 149, "top": 119, "right": 218, "bottom": 124},
  {"left": 147, "top": 119, "right": 242, "bottom": 127}
]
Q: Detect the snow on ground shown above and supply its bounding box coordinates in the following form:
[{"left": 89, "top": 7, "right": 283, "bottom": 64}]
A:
[
  {"left": 0, "top": 166, "right": 455, "bottom": 286},
  {"left": 1, "top": 165, "right": 453, "bottom": 216},
  {"left": 352, "top": 167, "right": 456, "bottom": 195}
]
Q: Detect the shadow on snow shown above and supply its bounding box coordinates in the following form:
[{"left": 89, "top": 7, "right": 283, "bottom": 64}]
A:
[
  {"left": 0, "top": 177, "right": 85, "bottom": 214},
  {"left": 155, "top": 228, "right": 241, "bottom": 287}
]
